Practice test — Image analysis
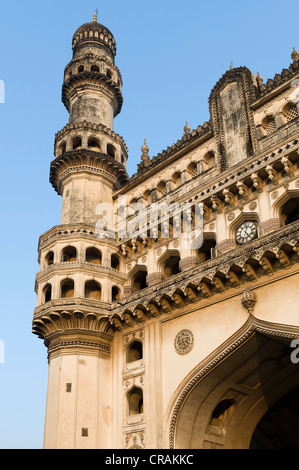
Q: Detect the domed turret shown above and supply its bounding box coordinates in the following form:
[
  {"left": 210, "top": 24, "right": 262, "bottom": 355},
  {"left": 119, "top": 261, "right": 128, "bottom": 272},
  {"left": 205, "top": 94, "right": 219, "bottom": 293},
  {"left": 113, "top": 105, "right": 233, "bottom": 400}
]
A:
[
  {"left": 62, "top": 12, "right": 123, "bottom": 127},
  {"left": 72, "top": 11, "right": 117, "bottom": 61}
]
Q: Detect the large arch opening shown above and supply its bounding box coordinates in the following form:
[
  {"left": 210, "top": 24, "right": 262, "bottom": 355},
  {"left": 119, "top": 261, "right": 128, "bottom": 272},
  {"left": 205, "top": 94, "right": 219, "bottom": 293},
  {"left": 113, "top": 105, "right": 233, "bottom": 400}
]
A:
[
  {"left": 169, "top": 322, "right": 299, "bottom": 449},
  {"left": 250, "top": 385, "right": 299, "bottom": 448},
  {"left": 132, "top": 269, "right": 147, "bottom": 291},
  {"left": 281, "top": 197, "right": 299, "bottom": 226},
  {"left": 84, "top": 280, "right": 101, "bottom": 300}
]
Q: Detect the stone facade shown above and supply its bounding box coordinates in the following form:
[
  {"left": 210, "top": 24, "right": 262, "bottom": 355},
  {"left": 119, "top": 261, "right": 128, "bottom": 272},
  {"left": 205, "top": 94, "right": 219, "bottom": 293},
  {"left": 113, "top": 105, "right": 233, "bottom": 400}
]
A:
[{"left": 32, "top": 14, "right": 299, "bottom": 449}]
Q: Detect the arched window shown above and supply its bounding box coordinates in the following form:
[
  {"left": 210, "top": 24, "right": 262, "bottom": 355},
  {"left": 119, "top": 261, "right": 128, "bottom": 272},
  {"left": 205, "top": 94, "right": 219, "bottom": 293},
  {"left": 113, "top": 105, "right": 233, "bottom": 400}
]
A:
[
  {"left": 198, "top": 238, "right": 217, "bottom": 262},
  {"left": 72, "top": 136, "right": 82, "bottom": 150},
  {"left": 43, "top": 284, "right": 52, "bottom": 303},
  {"left": 128, "top": 387, "right": 143, "bottom": 415},
  {"left": 283, "top": 103, "right": 299, "bottom": 123},
  {"left": 172, "top": 172, "right": 181, "bottom": 188},
  {"left": 112, "top": 286, "right": 121, "bottom": 302},
  {"left": 127, "top": 340, "right": 143, "bottom": 363},
  {"left": 58, "top": 141, "right": 66, "bottom": 156},
  {"left": 62, "top": 246, "right": 77, "bottom": 262},
  {"left": 84, "top": 280, "right": 101, "bottom": 300},
  {"left": 203, "top": 151, "right": 216, "bottom": 168},
  {"left": 90, "top": 65, "right": 99, "bottom": 72},
  {"left": 209, "top": 398, "right": 236, "bottom": 428},
  {"left": 45, "top": 251, "right": 54, "bottom": 266},
  {"left": 111, "top": 253, "right": 120, "bottom": 270},
  {"left": 88, "top": 137, "right": 101, "bottom": 151},
  {"left": 187, "top": 162, "right": 198, "bottom": 178},
  {"left": 107, "top": 144, "right": 116, "bottom": 159},
  {"left": 77, "top": 65, "right": 84, "bottom": 73},
  {"left": 86, "top": 247, "right": 102, "bottom": 264},
  {"left": 263, "top": 116, "right": 277, "bottom": 135},
  {"left": 133, "top": 270, "right": 147, "bottom": 291},
  {"left": 281, "top": 197, "right": 299, "bottom": 225},
  {"left": 61, "top": 279, "right": 74, "bottom": 298},
  {"left": 106, "top": 69, "right": 112, "bottom": 79},
  {"left": 164, "top": 255, "right": 181, "bottom": 278}
]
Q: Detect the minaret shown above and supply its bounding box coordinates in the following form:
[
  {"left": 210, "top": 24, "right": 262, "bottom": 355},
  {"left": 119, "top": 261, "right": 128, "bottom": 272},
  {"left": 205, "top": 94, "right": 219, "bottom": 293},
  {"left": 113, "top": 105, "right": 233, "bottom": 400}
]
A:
[
  {"left": 51, "top": 10, "right": 128, "bottom": 225},
  {"left": 32, "top": 14, "right": 127, "bottom": 449}
]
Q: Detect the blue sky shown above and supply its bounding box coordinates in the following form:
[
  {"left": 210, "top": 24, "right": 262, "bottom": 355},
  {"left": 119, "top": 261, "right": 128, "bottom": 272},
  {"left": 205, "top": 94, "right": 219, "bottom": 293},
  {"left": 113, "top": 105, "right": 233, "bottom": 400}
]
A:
[{"left": 0, "top": 0, "right": 298, "bottom": 449}]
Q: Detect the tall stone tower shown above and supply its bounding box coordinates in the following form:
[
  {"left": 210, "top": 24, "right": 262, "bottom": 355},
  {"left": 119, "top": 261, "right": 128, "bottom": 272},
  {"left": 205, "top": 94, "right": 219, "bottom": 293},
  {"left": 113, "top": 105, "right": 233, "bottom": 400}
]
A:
[
  {"left": 33, "top": 13, "right": 128, "bottom": 449},
  {"left": 33, "top": 12, "right": 299, "bottom": 450}
]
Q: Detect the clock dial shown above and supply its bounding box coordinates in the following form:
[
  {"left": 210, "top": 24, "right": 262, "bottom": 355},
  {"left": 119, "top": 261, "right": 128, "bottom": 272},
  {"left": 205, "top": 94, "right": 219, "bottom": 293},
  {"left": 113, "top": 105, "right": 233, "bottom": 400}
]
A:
[{"left": 236, "top": 221, "right": 257, "bottom": 244}]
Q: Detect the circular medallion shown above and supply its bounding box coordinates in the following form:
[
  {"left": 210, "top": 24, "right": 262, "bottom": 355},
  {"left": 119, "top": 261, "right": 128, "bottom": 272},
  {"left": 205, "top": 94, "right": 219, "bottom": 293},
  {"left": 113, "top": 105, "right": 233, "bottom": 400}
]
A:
[
  {"left": 295, "top": 180, "right": 299, "bottom": 188},
  {"left": 271, "top": 190, "right": 279, "bottom": 200},
  {"left": 249, "top": 201, "right": 257, "bottom": 210},
  {"left": 174, "top": 329, "right": 194, "bottom": 355},
  {"left": 209, "top": 223, "right": 215, "bottom": 230},
  {"left": 173, "top": 240, "right": 180, "bottom": 248},
  {"left": 227, "top": 212, "right": 235, "bottom": 222}
]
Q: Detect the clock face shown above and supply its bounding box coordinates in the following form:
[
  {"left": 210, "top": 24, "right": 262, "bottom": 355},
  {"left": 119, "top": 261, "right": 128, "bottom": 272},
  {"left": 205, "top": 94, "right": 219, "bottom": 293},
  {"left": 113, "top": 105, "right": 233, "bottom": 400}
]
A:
[{"left": 236, "top": 221, "right": 257, "bottom": 244}]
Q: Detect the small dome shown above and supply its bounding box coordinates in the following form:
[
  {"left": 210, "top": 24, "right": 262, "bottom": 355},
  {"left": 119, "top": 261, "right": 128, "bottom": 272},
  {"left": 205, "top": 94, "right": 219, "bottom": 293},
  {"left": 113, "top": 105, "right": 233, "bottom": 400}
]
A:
[{"left": 72, "top": 19, "right": 117, "bottom": 57}]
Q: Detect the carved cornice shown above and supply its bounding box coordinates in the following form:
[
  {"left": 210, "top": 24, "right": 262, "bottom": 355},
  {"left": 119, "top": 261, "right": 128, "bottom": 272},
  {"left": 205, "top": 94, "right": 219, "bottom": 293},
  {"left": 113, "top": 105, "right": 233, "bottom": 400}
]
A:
[
  {"left": 62, "top": 72, "right": 123, "bottom": 116},
  {"left": 45, "top": 328, "right": 113, "bottom": 360},
  {"left": 117, "top": 136, "right": 299, "bottom": 239},
  {"left": 168, "top": 314, "right": 299, "bottom": 448},
  {"left": 50, "top": 149, "right": 129, "bottom": 194},
  {"left": 38, "top": 224, "right": 106, "bottom": 251},
  {"left": 32, "top": 301, "right": 114, "bottom": 340}
]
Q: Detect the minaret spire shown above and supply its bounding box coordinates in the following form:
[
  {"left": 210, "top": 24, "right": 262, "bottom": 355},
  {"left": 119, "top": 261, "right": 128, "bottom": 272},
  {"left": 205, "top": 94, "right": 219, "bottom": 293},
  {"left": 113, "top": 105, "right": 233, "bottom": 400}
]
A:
[{"left": 93, "top": 9, "right": 98, "bottom": 22}]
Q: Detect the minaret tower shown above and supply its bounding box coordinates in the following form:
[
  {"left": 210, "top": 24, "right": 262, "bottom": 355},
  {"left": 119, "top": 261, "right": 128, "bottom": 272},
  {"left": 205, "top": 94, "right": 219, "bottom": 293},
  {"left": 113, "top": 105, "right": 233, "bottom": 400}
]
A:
[{"left": 32, "top": 14, "right": 128, "bottom": 449}]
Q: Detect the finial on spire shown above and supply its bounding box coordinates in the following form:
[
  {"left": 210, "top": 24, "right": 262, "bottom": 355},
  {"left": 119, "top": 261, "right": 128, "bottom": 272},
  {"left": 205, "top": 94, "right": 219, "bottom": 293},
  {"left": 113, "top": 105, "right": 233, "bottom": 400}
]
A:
[
  {"left": 184, "top": 122, "right": 190, "bottom": 134},
  {"left": 291, "top": 47, "right": 299, "bottom": 62},
  {"left": 141, "top": 138, "right": 150, "bottom": 165},
  {"left": 93, "top": 9, "right": 98, "bottom": 23},
  {"left": 256, "top": 71, "right": 263, "bottom": 86}
]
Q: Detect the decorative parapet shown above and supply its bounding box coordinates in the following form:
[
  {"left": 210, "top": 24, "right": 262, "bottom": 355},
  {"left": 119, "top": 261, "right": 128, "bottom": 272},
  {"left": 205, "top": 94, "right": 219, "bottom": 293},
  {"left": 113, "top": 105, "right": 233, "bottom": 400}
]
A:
[
  {"left": 131, "top": 50, "right": 299, "bottom": 181},
  {"left": 54, "top": 120, "right": 128, "bottom": 155},
  {"left": 132, "top": 121, "right": 212, "bottom": 177},
  {"left": 256, "top": 55, "right": 299, "bottom": 99}
]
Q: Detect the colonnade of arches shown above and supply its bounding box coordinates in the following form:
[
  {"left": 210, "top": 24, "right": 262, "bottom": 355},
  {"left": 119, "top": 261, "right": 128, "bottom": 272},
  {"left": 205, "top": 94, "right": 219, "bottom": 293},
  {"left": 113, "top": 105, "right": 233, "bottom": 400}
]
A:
[
  {"left": 260, "top": 102, "right": 298, "bottom": 136},
  {"left": 42, "top": 278, "right": 121, "bottom": 304},
  {"left": 43, "top": 246, "right": 120, "bottom": 270}
]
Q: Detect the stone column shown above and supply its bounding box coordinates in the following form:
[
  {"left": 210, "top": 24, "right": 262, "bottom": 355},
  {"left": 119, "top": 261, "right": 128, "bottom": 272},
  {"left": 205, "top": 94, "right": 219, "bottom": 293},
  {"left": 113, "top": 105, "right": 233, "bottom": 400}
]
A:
[{"left": 43, "top": 326, "right": 113, "bottom": 449}]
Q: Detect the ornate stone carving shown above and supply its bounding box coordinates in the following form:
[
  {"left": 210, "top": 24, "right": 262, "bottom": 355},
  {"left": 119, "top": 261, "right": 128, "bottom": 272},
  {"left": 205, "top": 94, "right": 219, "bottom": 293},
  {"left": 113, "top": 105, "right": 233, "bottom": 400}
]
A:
[
  {"left": 241, "top": 289, "right": 256, "bottom": 314},
  {"left": 249, "top": 201, "right": 257, "bottom": 211},
  {"left": 174, "top": 329, "right": 194, "bottom": 355}
]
